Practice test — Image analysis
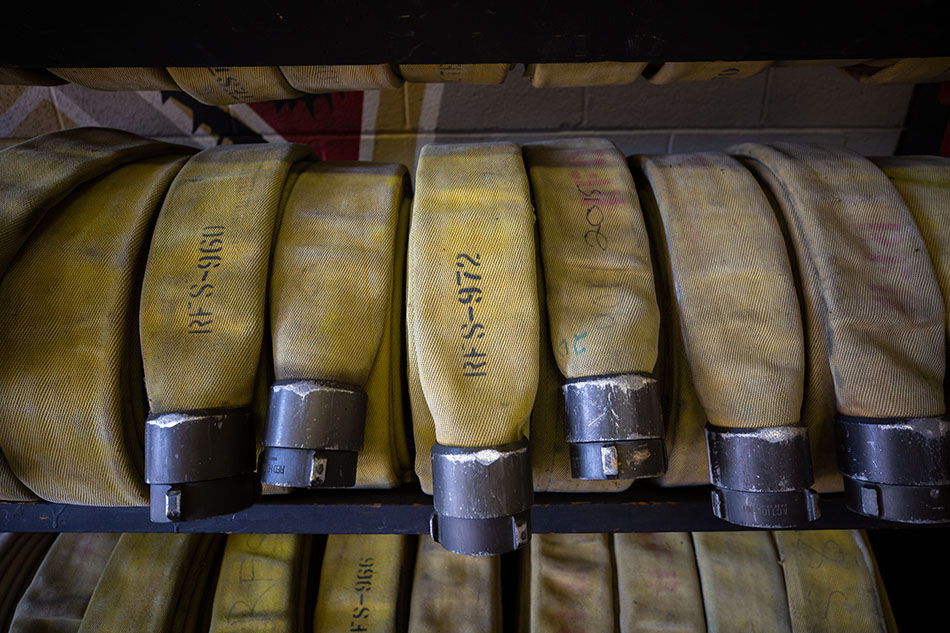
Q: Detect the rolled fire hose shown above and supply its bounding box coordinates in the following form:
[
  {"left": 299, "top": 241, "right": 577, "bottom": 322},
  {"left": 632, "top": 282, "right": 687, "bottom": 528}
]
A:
[
  {"left": 140, "top": 143, "right": 313, "bottom": 522},
  {"left": 524, "top": 62, "right": 647, "bottom": 87},
  {"left": 636, "top": 152, "right": 818, "bottom": 527},
  {"left": 0, "top": 153, "right": 191, "bottom": 505},
  {"left": 279, "top": 65, "right": 404, "bottom": 92},
  {"left": 407, "top": 142, "right": 538, "bottom": 556},
  {"left": 774, "top": 530, "right": 891, "bottom": 633},
  {"left": 614, "top": 533, "right": 706, "bottom": 633},
  {"left": 407, "top": 536, "right": 501, "bottom": 633},
  {"left": 0, "top": 533, "right": 56, "bottom": 633},
  {"left": 208, "top": 534, "right": 311, "bottom": 633},
  {"left": 733, "top": 143, "right": 949, "bottom": 523},
  {"left": 166, "top": 67, "right": 304, "bottom": 104},
  {"left": 10, "top": 533, "right": 120, "bottom": 633},
  {"left": 47, "top": 68, "right": 179, "bottom": 91},
  {"left": 692, "top": 531, "right": 793, "bottom": 633},
  {"left": 313, "top": 535, "right": 412, "bottom": 633},
  {"left": 0, "top": 127, "right": 189, "bottom": 502},
  {"left": 397, "top": 64, "right": 512, "bottom": 84},
  {"left": 0, "top": 68, "right": 66, "bottom": 85},
  {"left": 78, "top": 533, "right": 224, "bottom": 633},
  {"left": 524, "top": 534, "right": 614, "bottom": 633},
  {"left": 843, "top": 58, "right": 950, "bottom": 84},
  {"left": 525, "top": 138, "right": 664, "bottom": 481},
  {"left": 645, "top": 61, "right": 772, "bottom": 84},
  {"left": 873, "top": 156, "right": 950, "bottom": 410},
  {"left": 632, "top": 164, "right": 710, "bottom": 490},
  {"left": 260, "top": 162, "right": 410, "bottom": 489},
  {"left": 529, "top": 232, "right": 629, "bottom": 493}
]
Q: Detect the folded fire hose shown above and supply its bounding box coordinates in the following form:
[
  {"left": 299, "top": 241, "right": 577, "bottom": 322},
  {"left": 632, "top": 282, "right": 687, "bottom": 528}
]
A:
[
  {"left": 523, "top": 534, "right": 615, "bottom": 633},
  {"left": 407, "top": 535, "right": 501, "bottom": 633},
  {"left": 645, "top": 61, "right": 772, "bottom": 83},
  {"left": 313, "top": 535, "right": 412, "bottom": 633},
  {"left": 873, "top": 156, "right": 950, "bottom": 411},
  {"left": 408, "top": 142, "right": 538, "bottom": 555},
  {"left": 10, "top": 533, "right": 120, "bottom": 633},
  {"left": 77, "top": 533, "right": 224, "bottom": 633},
  {"left": 0, "top": 533, "right": 56, "bottom": 633},
  {"left": 208, "top": 534, "right": 311, "bottom": 633},
  {"left": 614, "top": 533, "right": 706, "bottom": 633},
  {"left": 843, "top": 58, "right": 950, "bottom": 84},
  {"left": 524, "top": 63, "right": 646, "bottom": 87},
  {"left": 636, "top": 152, "right": 818, "bottom": 527},
  {"left": 525, "top": 139, "right": 664, "bottom": 481},
  {"left": 397, "top": 64, "right": 512, "bottom": 84},
  {"left": 140, "top": 143, "right": 313, "bottom": 522},
  {"left": 166, "top": 67, "right": 304, "bottom": 104},
  {"left": 260, "top": 162, "right": 410, "bottom": 489},
  {"left": 279, "top": 65, "right": 404, "bottom": 92},
  {"left": 0, "top": 128, "right": 191, "bottom": 502},
  {"left": 47, "top": 68, "right": 179, "bottom": 91},
  {"left": 0, "top": 149, "right": 191, "bottom": 505},
  {"left": 0, "top": 68, "right": 65, "bottom": 85},
  {"left": 733, "top": 143, "right": 948, "bottom": 523}
]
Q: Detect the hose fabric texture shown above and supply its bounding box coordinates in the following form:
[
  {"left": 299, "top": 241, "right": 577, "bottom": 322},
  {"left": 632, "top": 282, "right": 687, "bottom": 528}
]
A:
[
  {"left": 0, "top": 153, "right": 191, "bottom": 505},
  {"left": 313, "top": 535, "right": 412, "bottom": 633},
  {"left": 77, "top": 533, "right": 224, "bottom": 633},
  {"left": 614, "top": 533, "right": 706, "bottom": 633},
  {"left": 843, "top": 57, "right": 950, "bottom": 84},
  {"left": 524, "top": 63, "right": 646, "bottom": 87},
  {"left": 208, "top": 535, "right": 311, "bottom": 633},
  {"left": 873, "top": 156, "right": 950, "bottom": 409},
  {"left": 732, "top": 143, "right": 945, "bottom": 420},
  {"left": 48, "top": 68, "right": 179, "bottom": 91},
  {"left": 141, "top": 143, "right": 312, "bottom": 415},
  {"left": 166, "top": 67, "right": 304, "bottom": 104},
  {"left": 0, "top": 533, "right": 56, "bottom": 633},
  {"left": 526, "top": 139, "right": 659, "bottom": 382},
  {"left": 524, "top": 534, "right": 614, "bottom": 633},
  {"left": 407, "top": 143, "right": 539, "bottom": 492},
  {"left": 774, "top": 530, "right": 893, "bottom": 633},
  {"left": 692, "top": 531, "right": 792, "bottom": 633},
  {"left": 0, "top": 128, "right": 189, "bottom": 502},
  {"left": 0, "top": 68, "right": 65, "bottom": 85},
  {"left": 270, "top": 161, "right": 412, "bottom": 486},
  {"left": 646, "top": 61, "right": 772, "bottom": 83},
  {"left": 279, "top": 65, "right": 404, "bottom": 92},
  {"left": 407, "top": 536, "right": 501, "bottom": 633},
  {"left": 397, "top": 64, "right": 512, "bottom": 84},
  {"left": 633, "top": 164, "right": 713, "bottom": 487},
  {"left": 10, "top": 533, "right": 120, "bottom": 633},
  {"left": 635, "top": 152, "right": 804, "bottom": 447}
]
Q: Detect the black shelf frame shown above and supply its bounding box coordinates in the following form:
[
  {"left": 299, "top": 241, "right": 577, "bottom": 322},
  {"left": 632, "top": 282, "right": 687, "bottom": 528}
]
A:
[
  {"left": 1, "top": 2, "right": 949, "bottom": 67},
  {"left": 0, "top": 486, "right": 931, "bottom": 534}
]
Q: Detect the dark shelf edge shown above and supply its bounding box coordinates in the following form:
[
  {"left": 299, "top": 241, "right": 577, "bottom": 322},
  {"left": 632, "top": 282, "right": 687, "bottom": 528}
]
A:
[
  {"left": 1, "top": 3, "right": 949, "bottom": 67},
  {"left": 0, "top": 487, "right": 935, "bottom": 534}
]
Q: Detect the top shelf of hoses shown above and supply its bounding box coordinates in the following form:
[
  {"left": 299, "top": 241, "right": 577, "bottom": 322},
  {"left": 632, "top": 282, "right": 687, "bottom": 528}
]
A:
[{"left": 0, "top": 123, "right": 948, "bottom": 555}]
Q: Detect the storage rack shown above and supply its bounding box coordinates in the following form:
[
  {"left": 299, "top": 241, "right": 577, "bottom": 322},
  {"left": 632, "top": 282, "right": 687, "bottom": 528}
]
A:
[{"left": 0, "top": 3, "right": 949, "bottom": 540}]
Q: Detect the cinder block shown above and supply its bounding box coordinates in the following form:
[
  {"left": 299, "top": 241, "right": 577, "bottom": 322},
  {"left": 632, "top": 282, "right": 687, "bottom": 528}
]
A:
[
  {"left": 764, "top": 66, "right": 913, "bottom": 127},
  {"left": 435, "top": 67, "right": 584, "bottom": 131},
  {"left": 585, "top": 74, "right": 768, "bottom": 129}
]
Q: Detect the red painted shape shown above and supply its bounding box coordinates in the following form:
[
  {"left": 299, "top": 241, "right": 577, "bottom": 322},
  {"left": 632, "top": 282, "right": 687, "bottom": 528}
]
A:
[{"left": 249, "top": 91, "right": 364, "bottom": 160}]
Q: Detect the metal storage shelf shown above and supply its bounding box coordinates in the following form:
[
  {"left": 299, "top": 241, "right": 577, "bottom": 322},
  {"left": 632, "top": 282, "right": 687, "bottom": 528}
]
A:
[{"left": 0, "top": 487, "right": 926, "bottom": 534}]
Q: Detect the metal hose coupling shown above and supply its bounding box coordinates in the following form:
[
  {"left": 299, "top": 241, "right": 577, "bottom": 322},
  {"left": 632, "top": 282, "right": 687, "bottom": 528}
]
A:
[
  {"left": 430, "top": 437, "right": 533, "bottom": 556},
  {"left": 562, "top": 373, "right": 665, "bottom": 480},
  {"left": 145, "top": 408, "right": 259, "bottom": 523},
  {"left": 836, "top": 415, "right": 950, "bottom": 523},
  {"left": 706, "top": 424, "right": 820, "bottom": 528},
  {"left": 258, "top": 379, "right": 367, "bottom": 489}
]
